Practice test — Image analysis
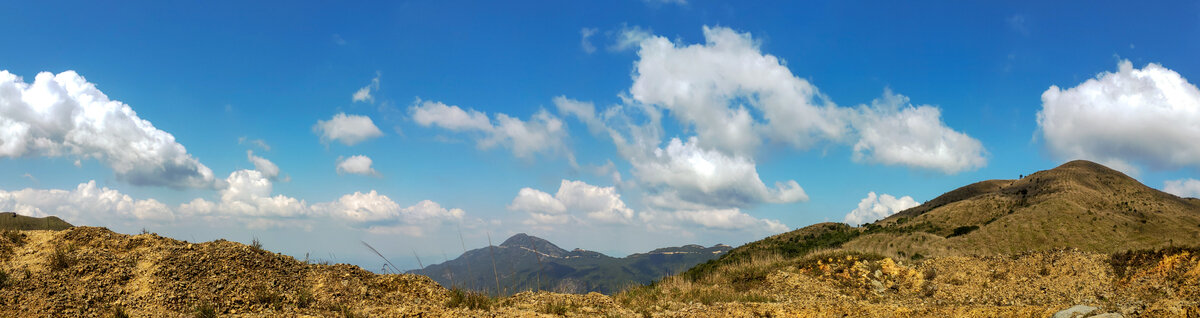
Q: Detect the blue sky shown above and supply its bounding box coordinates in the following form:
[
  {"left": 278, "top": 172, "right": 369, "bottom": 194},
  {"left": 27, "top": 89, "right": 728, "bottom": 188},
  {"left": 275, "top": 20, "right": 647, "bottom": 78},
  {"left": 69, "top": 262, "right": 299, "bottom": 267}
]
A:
[{"left": 1, "top": 1, "right": 1199, "bottom": 270}]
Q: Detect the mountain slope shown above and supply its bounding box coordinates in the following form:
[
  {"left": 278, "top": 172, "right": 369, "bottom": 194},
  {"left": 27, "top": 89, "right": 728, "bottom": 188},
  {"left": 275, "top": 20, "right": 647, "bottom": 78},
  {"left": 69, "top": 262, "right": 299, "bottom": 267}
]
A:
[
  {"left": 409, "top": 233, "right": 730, "bottom": 295},
  {"left": 686, "top": 160, "right": 1200, "bottom": 280},
  {"left": 0, "top": 212, "right": 73, "bottom": 231}
]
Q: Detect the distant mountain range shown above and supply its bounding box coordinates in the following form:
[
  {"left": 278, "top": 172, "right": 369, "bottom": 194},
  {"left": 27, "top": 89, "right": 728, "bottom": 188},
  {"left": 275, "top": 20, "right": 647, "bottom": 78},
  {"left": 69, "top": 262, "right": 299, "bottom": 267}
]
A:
[
  {"left": 0, "top": 212, "right": 73, "bottom": 231},
  {"left": 407, "top": 233, "right": 730, "bottom": 295}
]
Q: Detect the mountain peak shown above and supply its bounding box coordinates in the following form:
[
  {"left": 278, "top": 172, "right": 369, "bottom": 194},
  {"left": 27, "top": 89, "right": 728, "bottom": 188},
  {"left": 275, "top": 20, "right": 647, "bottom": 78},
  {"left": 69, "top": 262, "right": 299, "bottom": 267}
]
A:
[{"left": 499, "top": 233, "right": 568, "bottom": 256}]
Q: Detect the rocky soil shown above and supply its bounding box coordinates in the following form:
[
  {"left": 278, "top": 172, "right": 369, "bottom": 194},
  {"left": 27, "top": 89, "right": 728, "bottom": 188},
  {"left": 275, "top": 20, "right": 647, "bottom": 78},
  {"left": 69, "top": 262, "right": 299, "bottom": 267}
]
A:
[{"left": 1, "top": 227, "right": 1198, "bottom": 317}]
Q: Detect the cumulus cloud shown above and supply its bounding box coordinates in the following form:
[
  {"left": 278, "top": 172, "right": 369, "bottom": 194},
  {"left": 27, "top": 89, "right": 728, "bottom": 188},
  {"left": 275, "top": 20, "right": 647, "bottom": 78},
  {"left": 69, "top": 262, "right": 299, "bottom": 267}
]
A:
[
  {"left": 314, "top": 192, "right": 464, "bottom": 236},
  {"left": 843, "top": 192, "right": 919, "bottom": 226},
  {"left": 246, "top": 150, "right": 279, "bottom": 179},
  {"left": 1164, "top": 179, "right": 1200, "bottom": 198},
  {"left": 0, "top": 181, "right": 174, "bottom": 223},
  {"left": 336, "top": 155, "right": 379, "bottom": 176},
  {"left": 353, "top": 71, "right": 381, "bottom": 103},
  {"left": 667, "top": 208, "right": 788, "bottom": 233},
  {"left": 508, "top": 180, "right": 634, "bottom": 225},
  {"left": 1038, "top": 60, "right": 1200, "bottom": 174},
  {"left": 621, "top": 26, "right": 984, "bottom": 173},
  {"left": 313, "top": 113, "right": 384, "bottom": 146},
  {"left": 0, "top": 70, "right": 216, "bottom": 188},
  {"left": 850, "top": 90, "right": 987, "bottom": 174},
  {"left": 580, "top": 28, "right": 598, "bottom": 54},
  {"left": 630, "top": 26, "right": 847, "bottom": 156},
  {"left": 633, "top": 137, "right": 807, "bottom": 210},
  {"left": 409, "top": 99, "right": 570, "bottom": 160}
]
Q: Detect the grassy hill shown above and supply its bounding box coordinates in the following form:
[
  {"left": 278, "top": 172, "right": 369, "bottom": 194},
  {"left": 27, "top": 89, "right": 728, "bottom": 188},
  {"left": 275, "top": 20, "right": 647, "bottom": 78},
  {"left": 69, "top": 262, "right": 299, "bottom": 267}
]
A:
[
  {"left": 0, "top": 212, "right": 73, "bottom": 231},
  {"left": 685, "top": 160, "right": 1200, "bottom": 281},
  {"left": 408, "top": 233, "right": 731, "bottom": 295}
]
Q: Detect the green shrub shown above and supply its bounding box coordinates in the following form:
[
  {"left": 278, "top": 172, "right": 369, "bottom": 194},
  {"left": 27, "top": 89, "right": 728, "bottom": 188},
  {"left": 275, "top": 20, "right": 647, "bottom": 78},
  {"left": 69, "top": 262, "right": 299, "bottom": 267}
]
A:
[
  {"left": 295, "top": 287, "right": 314, "bottom": 308},
  {"left": 538, "top": 299, "right": 572, "bottom": 316},
  {"left": 50, "top": 244, "right": 76, "bottom": 271},
  {"left": 194, "top": 302, "right": 217, "bottom": 318},
  {"left": 946, "top": 225, "right": 979, "bottom": 238},
  {"left": 445, "top": 287, "right": 493, "bottom": 310}
]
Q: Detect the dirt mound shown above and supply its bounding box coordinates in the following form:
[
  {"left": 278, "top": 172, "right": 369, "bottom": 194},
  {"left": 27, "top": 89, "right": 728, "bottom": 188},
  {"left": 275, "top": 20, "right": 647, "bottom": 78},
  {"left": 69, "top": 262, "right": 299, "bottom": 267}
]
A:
[{"left": 0, "top": 227, "right": 449, "bottom": 317}]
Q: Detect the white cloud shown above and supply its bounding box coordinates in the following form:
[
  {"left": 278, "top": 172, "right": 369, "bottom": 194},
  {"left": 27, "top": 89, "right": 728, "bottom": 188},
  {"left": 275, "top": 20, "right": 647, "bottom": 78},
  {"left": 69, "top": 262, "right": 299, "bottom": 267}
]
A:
[
  {"left": 207, "top": 169, "right": 309, "bottom": 218},
  {"left": 336, "top": 155, "right": 378, "bottom": 176},
  {"left": 238, "top": 137, "right": 271, "bottom": 151},
  {"left": 508, "top": 180, "right": 634, "bottom": 225},
  {"left": 610, "top": 25, "right": 653, "bottom": 52},
  {"left": 843, "top": 192, "right": 919, "bottom": 226},
  {"left": 1038, "top": 60, "right": 1200, "bottom": 174},
  {"left": 633, "top": 137, "right": 807, "bottom": 210},
  {"left": 353, "top": 71, "right": 381, "bottom": 103},
  {"left": 580, "top": 28, "right": 598, "bottom": 54},
  {"left": 668, "top": 208, "right": 788, "bottom": 233},
  {"left": 630, "top": 26, "right": 848, "bottom": 156},
  {"left": 410, "top": 100, "right": 493, "bottom": 131},
  {"left": 850, "top": 90, "right": 987, "bottom": 174},
  {"left": 246, "top": 150, "right": 280, "bottom": 179},
  {"left": 509, "top": 188, "right": 566, "bottom": 215},
  {"left": 618, "top": 26, "right": 985, "bottom": 173},
  {"left": 315, "top": 192, "right": 464, "bottom": 236},
  {"left": 1164, "top": 179, "right": 1200, "bottom": 198},
  {"left": 0, "top": 70, "right": 215, "bottom": 188},
  {"left": 409, "top": 99, "right": 570, "bottom": 160},
  {"left": 313, "top": 113, "right": 384, "bottom": 146},
  {"left": 0, "top": 181, "right": 175, "bottom": 223}
]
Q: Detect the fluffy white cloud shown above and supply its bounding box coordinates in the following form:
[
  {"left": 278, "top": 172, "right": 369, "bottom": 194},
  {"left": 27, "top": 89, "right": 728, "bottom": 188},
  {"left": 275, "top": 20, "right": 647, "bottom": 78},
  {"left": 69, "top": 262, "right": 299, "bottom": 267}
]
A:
[
  {"left": 508, "top": 180, "right": 634, "bottom": 224},
  {"left": 313, "top": 113, "right": 384, "bottom": 146},
  {"left": 851, "top": 91, "right": 987, "bottom": 174},
  {"left": 410, "top": 100, "right": 493, "bottom": 131},
  {"left": 409, "top": 99, "right": 570, "bottom": 160},
  {"left": 668, "top": 208, "right": 788, "bottom": 233},
  {"left": 1038, "top": 60, "right": 1200, "bottom": 173},
  {"left": 843, "top": 192, "right": 919, "bottom": 226},
  {"left": 0, "top": 70, "right": 215, "bottom": 188},
  {"left": 315, "top": 192, "right": 464, "bottom": 236},
  {"left": 353, "top": 72, "right": 381, "bottom": 103},
  {"left": 246, "top": 150, "right": 279, "bottom": 179},
  {"left": 0, "top": 181, "right": 175, "bottom": 222},
  {"left": 630, "top": 26, "right": 847, "bottom": 156},
  {"left": 633, "top": 137, "right": 807, "bottom": 210},
  {"left": 203, "top": 169, "right": 309, "bottom": 218},
  {"left": 1164, "top": 179, "right": 1200, "bottom": 198},
  {"left": 619, "top": 26, "right": 985, "bottom": 173},
  {"left": 336, "top": 155, "right": 378, "bottom": 176}
]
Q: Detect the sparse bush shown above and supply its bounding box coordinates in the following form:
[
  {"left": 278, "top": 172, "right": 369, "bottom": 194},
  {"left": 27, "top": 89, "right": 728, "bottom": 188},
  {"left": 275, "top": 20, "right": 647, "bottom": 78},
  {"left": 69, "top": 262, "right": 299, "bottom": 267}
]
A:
[
  {"left": 112, "top": 306, "right": 129, "bottom": 318},
  {"left": 445, "top": 287, "right": 493, "bottom": 310},
  {"left": 946, "top": 225, "right": 979, "bottom": 238},
  {"left": 251, "top": 236, "right": 263, "bottom": 251},
  {"left": 194, "top": 302, "right": 217, "bottom": 318},
  {"left": 538, "top": 299, "right": 572, "bottom": 316},
  {"left": 296, "top": 287, "right": 314, "bottom": 308},
  {"left": 2, "top": 230, "right": 24, "bottom": 245},
  {"left": 251, "top": 286, "right": 284, "bottom": 309},
  {"left": 325, "top": 303, "right": 361, "bottom": 318},
  {"left": 50, "top": 244, "right": 76, "bottom": 271}
]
